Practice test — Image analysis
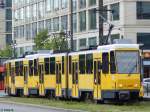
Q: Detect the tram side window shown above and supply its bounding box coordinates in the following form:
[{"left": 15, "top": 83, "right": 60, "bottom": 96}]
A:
[
  {"left": 15, "top": 62, "right": 19, "bottom": 76},
  {"left": 102, "top": 53, "right": 109, "bottom": 74},
  {"left": 86, "top": 54, "right": 93, "bottom": 74},
  {"left": 62, "top": 56, "right": 64, "bottom": 74},
  {"left": 34, "top": 59, "right": 38, "bottom": 76},
  {"left": 69, "top": 56, "right": 72, "bottom": 74},
  {"left": 44, "top": 58, "right": 50, "bottom": 75},
  {"left": 50, "top": 57, "right": 55, "bottom": 74},
  {"left": 20, "top": 61, "right": 23, "bottom": 76},
  {"left": 29, "top": 60, "right": 33, "bottom": 76},
  {"left": 79, "top": 54, "right": 85, "bottom": 74},
  {"left": 110, "top": 51, "right": 116, "bottom": 74}
]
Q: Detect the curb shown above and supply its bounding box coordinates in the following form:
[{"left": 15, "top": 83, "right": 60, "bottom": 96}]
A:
[{"left": 0, "top": 100, "right": 87, "bottom": 112}]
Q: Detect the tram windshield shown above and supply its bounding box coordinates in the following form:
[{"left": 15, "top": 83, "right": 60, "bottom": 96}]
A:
[{"left": 116, "top": 51, "right": 139, "bottom": 74}]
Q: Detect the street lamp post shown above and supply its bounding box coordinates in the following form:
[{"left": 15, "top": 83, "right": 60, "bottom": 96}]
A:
[
  {"left": 70, "top": 0, "right": 73, "bottom": 52},
  {"left": 11, "top": 40, "right": 17, "bottom": 58}
]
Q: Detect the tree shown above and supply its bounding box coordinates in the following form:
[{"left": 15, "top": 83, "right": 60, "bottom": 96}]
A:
[
  {"left": 34, "top": 30, "right": 69, "bottom": 51},
  {"left": 44, "top": 32, "right": 68, "bottom": 51},
  {"left": 0, "top": 45, "right": 13, "bottom": 58},
  {"left": 34, "top": 29, "right": 49, "bottom": 50}
]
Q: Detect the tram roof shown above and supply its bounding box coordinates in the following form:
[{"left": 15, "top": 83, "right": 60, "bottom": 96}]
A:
[
  {"left": 97, "top": 44, "right": 139, "bottom": 51},
  {"left": 25, "top": 53, "right": 67, "bottom": 59},
  {"left": 69, "top": 44, "right": 139, "bottom": 56}
]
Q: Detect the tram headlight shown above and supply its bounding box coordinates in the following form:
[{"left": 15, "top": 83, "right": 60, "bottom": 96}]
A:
[
  {"left": 119, "top": 84, "right": 123, "bottom": 88},
  {"left": 134, "top": 83, "right": 138, "bottom": 88}
]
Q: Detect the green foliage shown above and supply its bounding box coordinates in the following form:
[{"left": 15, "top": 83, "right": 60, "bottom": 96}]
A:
[
  {"left": 0, "top": 45, "right": 13, "bottom": 58},
  {"left": 44, "top": 32, "right": 68, "bottom": 51},
  {"left": 34, "top": 30, "right": 68, "bottom": 51},
  {"left": 34, "top": 29, "right": 49, "bottom": 50}
]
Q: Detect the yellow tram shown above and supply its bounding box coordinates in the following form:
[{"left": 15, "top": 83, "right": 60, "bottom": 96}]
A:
[{"left": 4, "top": 44, "right": 143, "bottom": 101}]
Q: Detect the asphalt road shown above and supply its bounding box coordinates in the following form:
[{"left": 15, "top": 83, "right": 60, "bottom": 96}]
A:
[{"left": 0, "top": 102, "right": 77, "bottom": 112}]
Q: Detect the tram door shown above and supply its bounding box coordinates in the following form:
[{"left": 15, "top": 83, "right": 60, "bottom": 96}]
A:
[
  {"left": 11, "top": 67, "right": 15, "bottom": 95},
  {"left": 24, "top": 65, "right": 28, "bottom": 95},
  {"left": 56, "top": 63, "right": 62, "bottom": 97},
  {"left": 39, "top": 64, "right": 44, "bottom": 96},
  {"left": 93, "top": 60, "right": 101, "bottom": 100},
  {"left": 72, "top": 62, "right": 79, "bottom": 98}
]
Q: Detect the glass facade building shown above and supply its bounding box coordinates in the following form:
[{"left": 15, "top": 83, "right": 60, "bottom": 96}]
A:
[
  {"left": 12, "top": 0, "right": 150, "bottom": 57},
  {"left": 0, "top": 0, "right": 12, "bottom": 49}
]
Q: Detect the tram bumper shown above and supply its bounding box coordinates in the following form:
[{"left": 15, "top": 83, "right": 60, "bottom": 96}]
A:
[
  {"left": 102, "top": 90, "right": 140, "bottom": 100},
  {"left": 118, "top": 91, "right": 130, "bottom": 100}
]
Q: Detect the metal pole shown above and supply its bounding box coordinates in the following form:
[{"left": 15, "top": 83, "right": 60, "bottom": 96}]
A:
[
  {"left": 99, "top": 0, "right": 103, "bottom": 46},
  {"left": 70, "top": 0, "right": 74, "bottom": 51}
]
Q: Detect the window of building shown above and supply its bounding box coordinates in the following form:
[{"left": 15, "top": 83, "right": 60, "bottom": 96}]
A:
[
  {"left": 54, "top": 0, "right": 59, "bottom": 10},
  {"left": 6, "top": 34, "right": 12, "bottom": 45},
  {"left": 79, "top": 54, "right": 85, "bottom": 74},
  {"left": 110, "top": 3, "right": 120, "bottom": 21},
  {"left": 86, "top": 54, "right": 93, "bottom": 74},
  {"left": 88, "top": 0, "right": 96, "bottom": 6},
  {"left": 72, "top": 0, "right": 77, "bottom": 11},
  {"left": 46, "top": 0, "right": 53, "bottom": 12},
  {"left": 46, "top": 19, "right": 52, "bottom": 32},
  {"left": 20, "top": 47, "right": 24, "bottom": 56},
  {"left": 61, "top": 15, "right": 68, "bottom": 31},
  {"left": 33, "top": 4, "right": 37, "bottom": 19},
  {"left": 38, "top": 21, "right": 44, "bottom": 32},
  {"left": 14, "top": 27, "right": 18, "bottom": 38},
  {"left": 14, "top": 10, "right": 19, "bottom": 20},
  {"left": 53, "top": 17, "right": 59, "bottom": 32},
  {"left": 137, "top": 33, "right": 150, "bottom": 49},
  {"left": 73, "top": 13, "right": 77, "bottom": 33},
  {"left": 61, "top": 0, "right": 67, "bottom": 9},
  {"left": 88, "top": 37, "right": 97, "bottom": 47},
  {"left": 137, "top": 2, "right": 150, "bottom": 19},
  {"left": 79, "top": 11, "right": 86, "bottom": 31},
  {"left": 80, "top": 0, "right": 86, "bottom": 9},
  {"left": 38, "top": 2, "right": 44, "bottom": 19},
  {"left": 111, "top": 34, "right": 120, "bottom": 43},
  {"left": 73, "top": 40, "right": 77, "bottom": 51},
  {"left": 20, "top": 8, "right": 24, "bottom": 20},
  {"left": 80, "top": 38, "right": 86, "bottom": 47},
  {"left": 44, "top": 58, "right": 50, "bottom": 75},
  {"left": 6, "top": 9, "right": 12, "bottom": 20},
  {"left": 103, "top": 6, "right": 108, "bottom": 22},
  {"left": 32, "top": 22, "right": 37, "bottom": 38},
  {"left": 20, "top": 25, "right": 24, "bottom": 38},
  {"left": 26, "top": 24, "right": 31, "bottom": 40},
  {"left": 6, "top": 21, "right": 12, "bottom": 33},
  {"left": 50, "top": 57, "right": 55, "bottom": 74},
  {"left": 89, "top": 9, "right": 96, "bottom": 30},
  {"left": 6, "top": 0, "right": 12, "bottom": 7},
  {"left": 26, "top": 6, "right": 30, "bottom": 19}
]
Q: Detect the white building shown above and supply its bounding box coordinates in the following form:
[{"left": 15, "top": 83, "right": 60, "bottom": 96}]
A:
[{"left": 12, "top": 0, "right": 150, "bottom": 56}]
